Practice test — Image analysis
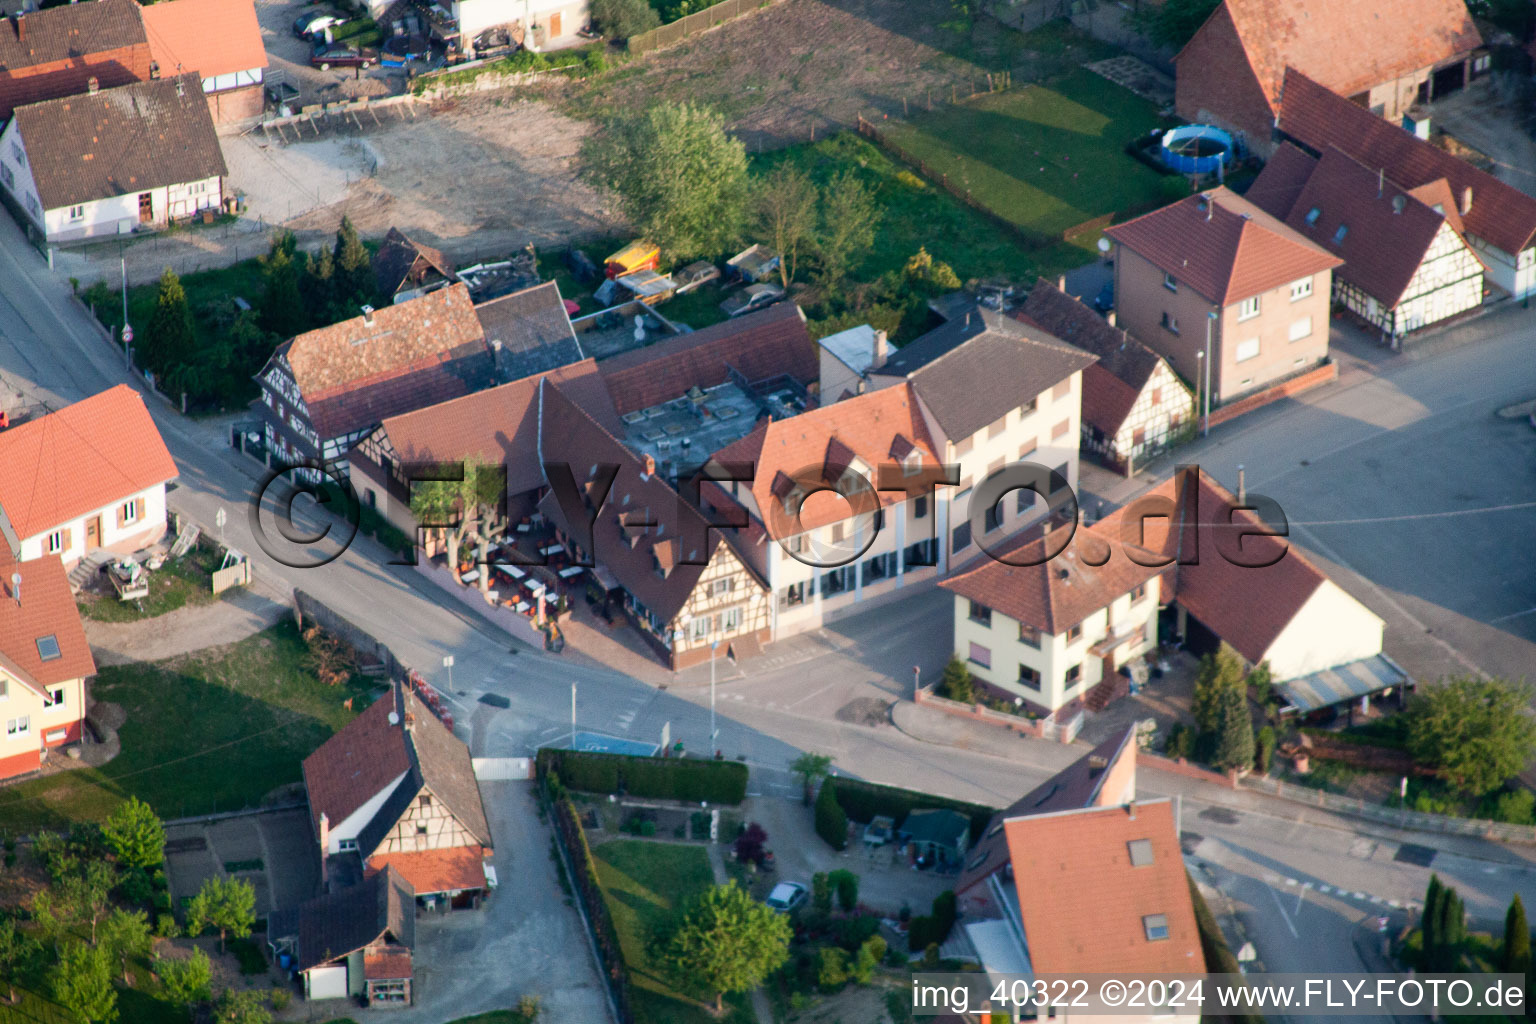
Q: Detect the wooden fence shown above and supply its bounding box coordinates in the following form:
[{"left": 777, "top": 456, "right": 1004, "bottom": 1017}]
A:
[{"left": 628, "top": 0, "right": 780, "bottom": 55}]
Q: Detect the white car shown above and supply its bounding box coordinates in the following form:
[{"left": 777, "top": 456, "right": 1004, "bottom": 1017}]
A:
[{"left": 764, "top": 881, "right": 807, "bottom": 913}]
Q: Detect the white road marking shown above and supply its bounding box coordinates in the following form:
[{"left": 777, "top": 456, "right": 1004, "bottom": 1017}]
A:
[{"left": 1270, "top": 885, "right": 1301, "bottom": 939}]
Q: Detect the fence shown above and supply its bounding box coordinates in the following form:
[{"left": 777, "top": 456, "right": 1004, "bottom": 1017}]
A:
[
  {"left": 1241, "top": 775, "right": 1536, "bottom": 844},
  {"left": 293, "top": 588, "right": 412, "bottom": 681},
  {"left": 1204, "top": 360, "right": 1338, "bottom": 429},
  {"left": 628, "top": 0, "right": 780, "bottom": 55}
]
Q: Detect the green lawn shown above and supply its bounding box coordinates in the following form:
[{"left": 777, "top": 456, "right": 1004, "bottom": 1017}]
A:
[
  {"left": 76, "top": 543, "right": 229, "bottom": 623},
  {"left": 879, "top": 67, "right": 1181, "bottom": 247},
  {"left": 0, "top": 621, "right": 371, "bottom": 835},
  {"left": 591, "top": 839, "right": 752, "bottom": 1024}
]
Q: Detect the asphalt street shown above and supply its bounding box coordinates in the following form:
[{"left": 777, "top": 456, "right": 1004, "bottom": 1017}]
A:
[{"left": 4, "top": 204, "right": 1536, "bottom": 983}]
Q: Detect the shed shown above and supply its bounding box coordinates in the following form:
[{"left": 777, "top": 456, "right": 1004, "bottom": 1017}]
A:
[
  {"left": 902, "top": 808, "right": 971, "bottom": 867},
  {"left": 605, "top": 240, "right": 660, "bottom": 279}
]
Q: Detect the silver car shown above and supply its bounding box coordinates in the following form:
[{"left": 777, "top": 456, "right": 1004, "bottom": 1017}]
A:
[{"left": 764, "top": 881, "right": 807, "bottom": 913}]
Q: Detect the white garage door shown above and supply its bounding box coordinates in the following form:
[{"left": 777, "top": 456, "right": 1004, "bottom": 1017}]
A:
[{"left": 307, "top": 965, "right": 348, "bottom": 1000}]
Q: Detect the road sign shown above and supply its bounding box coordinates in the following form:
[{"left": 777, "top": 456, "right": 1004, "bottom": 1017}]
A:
[
  {"left": 443, "top": 655, "right": 454, "bottom": 668},
  {"left": 121, "top": 324, "right": 133, "bottom": 345}
]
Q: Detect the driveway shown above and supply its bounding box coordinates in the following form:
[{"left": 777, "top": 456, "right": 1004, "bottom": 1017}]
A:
[
  {"left": 163, "top": 807, "right": 319, "bottom": 917},
  {"left": 1427, "top": 77, "right": 1536, "bottom": 199}
]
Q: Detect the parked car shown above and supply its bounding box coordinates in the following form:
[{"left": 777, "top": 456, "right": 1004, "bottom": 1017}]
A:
[
  {"left": 674, "top": 260, "right": 721, "bottom": 294},
  {"left": 720, "top": 282, "right": 784, "bottom": 318},
  {"left": 311, "top": 42, "right": 379, "bottom": 69},
  {"left": 764, "top": 881, "right": 807, "bottom": 914},
  {"left": 293, "top": 8, "right": 347, "bottom": 38}
]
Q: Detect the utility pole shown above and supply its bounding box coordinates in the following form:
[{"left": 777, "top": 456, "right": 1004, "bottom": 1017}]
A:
[
  {"left": 1203, "top": 311, "right": 1216, "bottom": 436},
  {"left": 913, "top": 665, "right": 921, "bottom": 702},
  {"left": 570, "top": 682, "right": 576, "bottom": 750},
  {"left": 710, "top": 641, "right": 720, "bottom": 756}
]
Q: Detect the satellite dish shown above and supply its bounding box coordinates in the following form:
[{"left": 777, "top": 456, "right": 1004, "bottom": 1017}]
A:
[
  {"left": 388, "top": 711, "right": 400, "bottom": 726},
  {"left": 633, "top": 315, "right": 646, "bottom": 342},
  {"left": 1097, "top": 238, "right": 1111, "bottom": 254}
]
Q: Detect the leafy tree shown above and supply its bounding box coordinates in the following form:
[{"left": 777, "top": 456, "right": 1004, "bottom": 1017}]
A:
[
  {"left": 0, "top": 917, "right": 41, "bottom": 1003},
  {"left": 814, "top": 779, "right": 848, "bottom": 851},
  {"left": 789, "top": 752, "right": 834, "bottom": 805},
  {"left": 156, "top": 949, "right": 212, "bottom": 1009},
  {"left": 829, "top": 869, "right": 859, "bottom": 912},
  {"left": 1406, "top": 677, "right": 1536, "bottom": 795},
  {"left": 102, "top": 797, "right": 166, "bottom": 871},
  {"left": 1246, "top": 661, "right": 1274, "bottom": 707},
  {"left": 1130, "top": 0, "right": 1219, "bottom": 48},
  {"left": 901, "top": 248, "right": 961, "bottom": 295},
  {"left": 1192, "top": 645, "right": 1245, "bottom": 735},
  {"left": 333, "top": 217, "right": 375, "bottom": 310},
  {"left": 753, "top": 164, "right": 818, "bottom": 287},
  {"left": 816, "top": 946, "right": 850, "bottom": 991},
  {"left": 811, "top": 872, "right": 831, "bottom": 914},
  {"left": 52, "top": 942, "right": 116, "bottom": 1024},
  {"left": 590, "top": 0, "right": 658, "bottom": 38},
  {"left": 409, "top": 459, "right": 506, "bottom": 581},
  {"left": 185, "top": 878, "right": 256, "bottom": 953},
  {"left": 852, "top": 934, "right": 886, "bottom": 984},
  {"left": 145, "top": 267, "right": 195, "bottom": 380},
  {"left": 583, "top": 102, "right": 748, "bottom": 260},
  {"left": 815, "top": 170, "right": 880, "bottom": 289},
  {"left": 99, "top": 909, "right": 152, "bottom": 984},
  {"left": 59, "top": 860, "right": 121, "bottom": 945},
  {"left": 259, "top": 233, "right": 307, "bottom": 339},
  {"left": 664, "top": 881, "right": 792, "bottom": 1014},
  {"left": 214, "top": 988, "right": 271, "bottom": 1024},
  {"left": 733, "top": 822, "right": 768, "bottom": 866},
  {"left": 1211, "top": 678, "right": 1254, "bottom": 774},
  {"left": 939, "top": 654, "right": 974, "bottom": 703}
]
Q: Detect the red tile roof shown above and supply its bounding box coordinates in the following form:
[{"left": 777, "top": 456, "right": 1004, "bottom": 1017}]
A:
[
  {"left": 1278, "top": 67, "right": 1536, "bottom": 256},
  {"left": 1104, "top": 187, "right": 1342, "bottom": 306},
  {"left": 368, "top": 845, "right": 486, "bottom": 896},
  {"left": 709, "top": 384, "right": 940, "bottom": 533},
  {"left": 598, "top": 303, "right": 816, "bottom": 416},
  {"left": 0, "top": 385, "right": 176, "bottom": 542},
  {"left": 1179, "top": 0, "right": 1481, "bottom": 117},
  {"left": 302, "top": 692, "right": 413, "bottom": 837},
  {"left": 1005, "top": 801, "right": 1202, "bottom": 975},
  {"left": 0, "top": 554, "right": 94, "bottom": 693},
  {"left": 139, "top": 0, "right": 266, "bottom": 81},
  {"left": 940, "top": 520, "right": 1164, "bottom": 635},
  {"left": 363, "top": 949, "right": 413, "bottom": 981}
]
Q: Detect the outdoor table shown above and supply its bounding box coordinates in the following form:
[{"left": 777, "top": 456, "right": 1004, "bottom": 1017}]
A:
[
  {"left": 460, "top": 568, "right": 480, "bottom": 584},
  {"left": 540, "top": 542, "right": 564, "bottom": 556},
  {"left": 514, "top": 601, "right": 530, "bottom": 613},
  {"left": 558, "top": 566, "right": 584, "bottom": 579},
  {"left": 494, "top": 562, "right": 526, "bottom": 579},
  {"left": 516, "top": 523, "right": 532, "bottom": 533}
]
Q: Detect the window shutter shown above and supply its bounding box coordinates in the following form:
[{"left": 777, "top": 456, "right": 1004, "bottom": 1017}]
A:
[
  {"left": 116, "top": 504, "right": 126, "bottom": 527},
  {"left": 134, "top": 498, "right": 145, "bottom": 523},
  {"left": 62, "top": 528, "right": 72, "bottom": 552}
]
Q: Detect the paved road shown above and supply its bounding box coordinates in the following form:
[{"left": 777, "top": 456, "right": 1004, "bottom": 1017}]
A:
[{"left": 7, "top": 206, "right": 1536, "bottom": 989}]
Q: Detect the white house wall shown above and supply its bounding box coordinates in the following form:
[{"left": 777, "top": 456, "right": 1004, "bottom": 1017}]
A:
[
  {"left": 0, "top": 120, "right": 44, "bottom": 233},
  {"left": 17, "top": 483, "right": 169, "bottom": 565},
  {"left": 36, "top": 174, "right": 222, "bottom": 244},
  {"left": 1260, "top": 579, "right": 1384, "bottom": 680},
  {"left": 452, "top": 0, "right": 586, "bottom": 42},
  {"left": 326, "top": 770, "right": 410, "bottom": 854}
]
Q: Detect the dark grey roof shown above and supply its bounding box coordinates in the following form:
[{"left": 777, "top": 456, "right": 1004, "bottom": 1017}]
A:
[
  {"left": 880, "top": 308, "right": 1096, "bottom": 441},
  {"left": 13, "top": 74, "right": 226, "bottom": 211},
  {"left": 374, "top": 227, "right": 456, "bottom": 298},
  {"left": 475, "top": 281, "right": 585, "bottom": 382},
  {"left": 1020, "top": 279, "right": 1161, "bottom": 393},
  {"left": 268, "top": 865, "right": 415, "bottom": 973}
]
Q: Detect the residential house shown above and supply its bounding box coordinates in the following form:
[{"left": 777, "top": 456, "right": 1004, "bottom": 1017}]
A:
[
  {"left": 1104, "top": 188, "right": 1342, "bottom": 406},
  {"left": 704, "top": 384, "right": 945, "bottom": 641},
  {"left": 302, "top": 680, "right": 495, "bottom": 906},
  {"left": 940, "top": 521, "right": 1165, "bottom": 716},
  {"left": 475, "top": 280, "right": 585, "bottom": 381},
  {"left": 814, "top": 323, "right": 887, "bottom": 402},
  {"left": 374, "top": 227, "right": 457, "bottom": 305},
  {"left": 349, "top": 358, "right": 620, "bottom": 536},
  {"left": 447, "top": 0, "right": 588, "bottom": 49},
  {"left": 0, "top": 0, "right": 152, "bottom": 121},
  {"left": 0, "top": 554, "right": 95, "bottom": 780},
  {"left": 868, "top": 308, "right": 1097, "bottom": 570},
  {"left": 1248, "top": 143, "right": 1485, "bottom": 338},
  {"left": 254, "top": 283, "right": 497, "bottom": 473},
  {"left": 0, "top": 385, "right": 176, "bottom": 570},
  {"left": 963, "top": 799, "right": 1202, "bottom": 1022},
  {"left": 1277, "top": 67, "right": 1536, "bottom": 300},
  {"left": 1174, "top": 0, "right": 1483, "bottom": 154},
  {"left": 1019, "top": 278, "right": 1194, "bottom": 474},
  {"left": 957, "top": 727, "right": 1138, "bottom": 916},
  {"left": 536, "top": 380, "right": 771, "bottom": 670},
  {"left": 0, "top": 75, "right": 225, "bottom": 243},
  {"left": 267, "top": 866, "right": 416, "bottom": 1006},
  {"left": 139, "top": 0, "right": 267, "bottom": 124}
]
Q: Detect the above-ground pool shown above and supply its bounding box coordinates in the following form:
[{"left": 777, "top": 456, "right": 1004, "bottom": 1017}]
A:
[{"left": 1159, "top": 124, "right": 1236, "bottom": 175}]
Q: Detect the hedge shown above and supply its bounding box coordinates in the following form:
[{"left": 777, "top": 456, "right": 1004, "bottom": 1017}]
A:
[
  {"left": 907, "top": 890, "right": 957, "bottom": 952},
  {"left": 826, "top": 777, "right": 996, "bottom": 844},
  {"left": 547, "top": 785, "right": 634, "bottom": 1024},
  {"left": 815, "top": 781, "right": 848, "bottom": 850},
  {"left": 535, "top": 748, "right": 748, "bottom": 804}
]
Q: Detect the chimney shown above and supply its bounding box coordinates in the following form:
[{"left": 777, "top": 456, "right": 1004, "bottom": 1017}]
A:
[
  {"left": 1056, "top": 274, "right": 1067, "bottom": 290},
  {"left": 870, "top": 328, "right": 888, "bottom": 370},
  {"left": 642, "top": 453, "right": 656, "bottom": 479},
  {"left": 1237, "top": 464, "right": 1246, "bottom": 504},
  {"left": 87, "top": 76, "right": 98, "bottom": 95},
  {"left": 1105, "top": 311, "right": 1116, "bottom": 328},
  {"left": 175, "top": 77, "right": 184, "bottom": 98},
  {"left": 361, "top": 304, "right": 375, "bottom": 326},
  {"left": 14, "top": 13, "right": 23, "bottom": 41},
  {"left": 318, "top": 812, "right": 330, "bottom": 854},
  {"left": 1128, "top": 802, "right": 1137, "bottom": 820},
  {"left": 9, "top": 571, "right": 19, "bottom": 606},
  {"left": 1461, "top": 186, "right": 1473, "bottom": 215}
]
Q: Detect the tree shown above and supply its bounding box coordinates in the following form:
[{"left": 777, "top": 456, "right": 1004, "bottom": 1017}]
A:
[
  {"left": 590, "top": 0, "right": 658, "bottom": 38},
  {"left": 815, "top": 170, "right": 880, "bottom": 289},
  {"left": 332, "top": 217, "right": 375, "bottom": 310},
  {"left": 663, "top": 881, "right": 791, "bottom": 1014},
  {"left": 733, "top": 822, "right": 768, "bottom": 866},
  {"left": 753, "top": 164, "right": 818, "bottom": 287},
  {"left": 814, "top": 779, "right": 848, "bottom": 851},
  {"left": 259, "top": 234, "right": 307, "bottom": 339},
  {"left": 829, "top": 869, "right": 859, "bottom": 912},
  {"left": 1503, "top": 894, "right": 1531, "bottom": 974},
  {"left": 852, "top": 935, "right": 886, "bottom": 984},
  {"left": 185, "top": 877, "right": 255, "bottom": 953},
  {"left": 213, "top": 988, "right": 271, "bottom": 1024},
  {"left": 582, "top": 102, "right": 748, "bottom": 261},
  {"left": 1130, "top": 0, "right": 1219, "bottom": 48},
  {"left": 99, "top": 909, "right": 152, "bottom": 984},
  {"left": 52, "top": 942, "right": 116, "bottom": 1024},
  {"left": 789, "top": 753, "right": 834, "bottom": 805},
  {"left": 156, "top": 949, "right": 212, "bottom": 1010},
  {"left": 939, "top": 654, "right": 974, "bottom": 704},
  {"left": 0, "top": 917, "right": 40, "bottom": 1004},
  {"left": 145, "top": 267, "right": 195, "bottom": 380},
  {"left": 58, "top": 860, "right": 121, "bottom": 945},
  {"left": 901, "top": 248, "right": 961, "bottom": 296},
  {"left": 1211, "top": 676, "right": 1254, "bottom": 774},
  {"left": 301, "top": 247, "right": 336, "bottom": 317},
  {"left": 102, "top": 798, "right": 165, "bottom": 871},
  {"left": 409, "top": 459, "right": 506, "bottom": 581},
  {"left": 1422, "top": 874, "right": 1444, "bottom": 963},
  {"left": 1192, "top": 645, "right": 1245, "bottom": 735},
  {"left": 1406, "top": 676, "right": 1536, "bottom": 795}
]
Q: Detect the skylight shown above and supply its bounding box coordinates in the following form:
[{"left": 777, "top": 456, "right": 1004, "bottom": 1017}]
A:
[
  {"left": 1333, "top": 225, "right": 1349, "bottom": 244},
  {"left": 1304, "top": 207, "right": 1320, "bottom": 226},
  {"left": 1143, "top": 913, "right": 1170, "bottom": 941},
  {"left": 36, "top": 635, "right": 61, "bottom": 661},
  {"left": 1128, "top": 839, "right": 1155, "bottom": 866}
]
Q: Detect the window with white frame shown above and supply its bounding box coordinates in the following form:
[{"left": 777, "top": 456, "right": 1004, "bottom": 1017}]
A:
[
  {"left": 45, "top": 530, "right": 64, "bottom": 554},
  {"left": 1289, "top": 316, "right": 1313, "bottom": 342},
  {"left": 1237, "top": 295, "right": 1261, "bottom": 321},
  {"left": 121, "top": 500, "right": 139, "bottom": 525},
  {"left": 1289, "top": 277, "right": 1313, "bottom": 301},
  {"left": 720, "top": 607, "right": 742, "bottom": 633},
  {"left": 44, "top": 686, "right": 64, "bottom": 709},
  {"left": 6, "top": 716, "right": 28, "bottom": 737},
  {"left": 691, "top": 616, "right": 712, "bottom": 640},
  {"left": 709, "top": 577, "right": 734, "bottom": 597},
  {"left": 338, "top": 838, "right": 358, "bottom": 851},
  {"left": 68, "top": 205, "right": 84, "bottom": 221},
  {"left": 1235, "top": 337, "right": 1261, "bottom": 362},
  {"left": 1163, "top": 272, "right": 1177, "bottom": 292}
]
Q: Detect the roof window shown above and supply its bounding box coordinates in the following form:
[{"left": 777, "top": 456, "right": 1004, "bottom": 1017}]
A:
[
  {"left": 36, "top": 635, "right": 60, "bottom": 661},
  {"left": 1128, "top": 839, "right": 1154, "bottom": 866}
]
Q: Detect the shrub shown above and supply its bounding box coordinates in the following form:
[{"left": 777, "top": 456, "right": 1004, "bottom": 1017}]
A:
[
  {"left": 155, "top": 914, "right": 179, "bottom": 938},
  {"left": 853, "top": 935, "right": 887, "bottom": 983},
  {"left": 922, "top": 943, "right": 940, "bottom": 969},
  {"left": 814, "top": 782, "right": 848, "bottom": 851},
  {"left": 829, "top": 869, "right": 859, "bottom": 912},
  {"left": 535, "top": 749, "right": 748, "bottom": 803},
  {"left": 734, "top": 823, "right": 768, "bottom": 865},
  {"left": 1492, "top": 789, "right": 1536, "bottom": 825},
  {"left": 592, "top": 0, "right": 658, "bottom": 38},
  {"left": 269, "top": 987, "right": 291, "bottom": 1011},
  {"left": 832, "top": 914, "right": 878, "bottom": 951},
  {"left": 1255, "top": 726, "right": 1276, "bottom": 775},
  {"left": 1164, "top": 722, "right": 1196, "bottom": 760},
  {"left": 812, "top": 872, "right": 831, "bottom": 914},
  {"left": 816, "top": 947, "right": 850, "bottom": 991},
  {"left": 824, "top": 777, "right": 993, "bottom": 845}
]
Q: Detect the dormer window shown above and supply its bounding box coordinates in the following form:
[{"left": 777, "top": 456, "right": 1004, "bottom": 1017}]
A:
[{"left": 903, "top": 449, "right": 922, "bottom": 477}]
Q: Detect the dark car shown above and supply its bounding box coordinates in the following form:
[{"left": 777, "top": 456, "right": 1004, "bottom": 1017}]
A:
[
  {"left": 720, "top": 282, "right": 784, "bottom": 318},
  {"left": 311, "top": 42, "right": 379, "bottom": 69},
  {"left": 293, "top": 8, "right": 346, "bottom": 38}
]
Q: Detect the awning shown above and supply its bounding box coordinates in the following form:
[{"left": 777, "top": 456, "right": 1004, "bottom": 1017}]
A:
[
  {"left": 965, "top": 919, "right": 1032, "bottom": 989},
  {"left": 1278, "top": 654, "right": 1412, "bottom": 714}
]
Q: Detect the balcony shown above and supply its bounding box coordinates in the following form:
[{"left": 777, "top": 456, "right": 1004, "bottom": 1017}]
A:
[{"left": 1089, "top": 621, "right": 1147, "bottom": 657}]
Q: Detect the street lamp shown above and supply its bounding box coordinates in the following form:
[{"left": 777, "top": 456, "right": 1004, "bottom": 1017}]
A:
[
  {"left": 1194, "top": 351, "right": 1203, "bottom": 438},
  {"left": 710, "top": 640, "right": 720, "bottom": 756},
  {"left": 1203, "top": 311, "right": 1217, "bottom": 437},
  {"left": 570, "top": 682, "right": 577, "bottom": 750}
]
